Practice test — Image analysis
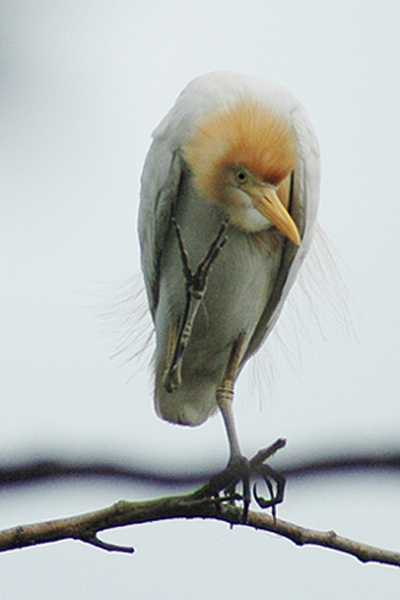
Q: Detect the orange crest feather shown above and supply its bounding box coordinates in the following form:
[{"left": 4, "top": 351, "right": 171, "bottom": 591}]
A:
[{"left": 183, "top": 99, "right": 297, "bottom": 200}]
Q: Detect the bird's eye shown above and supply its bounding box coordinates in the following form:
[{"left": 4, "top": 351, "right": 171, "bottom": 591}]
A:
[{"left": 235, "top": 169, "right": 248, "bottom": 184}]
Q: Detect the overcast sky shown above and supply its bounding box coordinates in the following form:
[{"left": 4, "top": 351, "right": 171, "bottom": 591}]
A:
[{"left": 1, "top": 1, "right": 400, "bottom": 598}]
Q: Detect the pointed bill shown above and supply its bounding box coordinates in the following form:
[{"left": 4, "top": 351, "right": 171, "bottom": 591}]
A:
[{"left": 252, "top": 187, "right": 301, "bottom": 246}]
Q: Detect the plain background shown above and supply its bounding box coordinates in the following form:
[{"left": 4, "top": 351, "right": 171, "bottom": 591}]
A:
[{"left": 1, "top": 1, "right": 400, "bottom": 597}]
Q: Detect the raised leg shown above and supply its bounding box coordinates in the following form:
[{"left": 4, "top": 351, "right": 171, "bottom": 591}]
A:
[{"left": 163, "top": 219, "right": 229, "bottom": 393}]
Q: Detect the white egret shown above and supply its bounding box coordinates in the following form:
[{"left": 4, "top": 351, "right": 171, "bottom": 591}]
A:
[{"left": 139, "top": 71, "right": 319, "bottom": 513}]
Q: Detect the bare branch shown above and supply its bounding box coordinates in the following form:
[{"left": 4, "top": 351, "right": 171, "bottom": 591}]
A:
[{"left": 1, "top": 491, "right": 399, "bottom": 567}]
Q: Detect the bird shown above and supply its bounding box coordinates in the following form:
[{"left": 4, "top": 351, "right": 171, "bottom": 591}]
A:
[{"left": 138, "top": 71, "right": 320, "bottom": 510}]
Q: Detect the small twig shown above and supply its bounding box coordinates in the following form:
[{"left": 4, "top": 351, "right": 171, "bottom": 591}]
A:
[
  {"left": 250, "top": 438, "right": 287, "bottom": 467},
  {"left": 81, "top": 534, "right": 134, "bottom": 554},
  {"left": 0, "top": 491, "right": 399, "bottom": 567}
]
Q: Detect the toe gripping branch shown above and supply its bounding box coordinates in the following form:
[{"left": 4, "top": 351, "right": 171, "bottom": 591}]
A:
[{"left": 193, "top": 438, "right": 287, "bottom": 522}]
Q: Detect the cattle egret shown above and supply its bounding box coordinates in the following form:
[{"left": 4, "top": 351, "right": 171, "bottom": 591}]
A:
[{"left": 139, "top": 71, "right": 320, "bottom": 514}]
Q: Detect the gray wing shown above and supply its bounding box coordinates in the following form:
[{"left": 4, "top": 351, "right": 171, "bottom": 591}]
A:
[
  {"left": 243, "top": 117, "right": 320, "bottom": 362},
  {"left": 138, "top": 139, "right": 184, "bottom": 318}
]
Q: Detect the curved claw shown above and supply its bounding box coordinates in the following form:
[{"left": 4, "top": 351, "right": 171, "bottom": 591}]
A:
[
  {"left": 253, "top": 462, "right": 286, "bottom": 516},
  {"left": 192, "top": 440, "right": 286, "bottom": 520},
  {"left": 253, "top": 481, "right": 278, "bottom": 509}
]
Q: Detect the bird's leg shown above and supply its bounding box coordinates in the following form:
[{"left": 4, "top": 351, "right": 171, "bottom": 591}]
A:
[
  {"left": 217, "top": 337, "right": 287, "bottom": 518},
  {"left": 163, "top": 219, "right": 229, "bottom": 392},
  {"left": 193, "top": 334, "right": 287, "bottom": 520},
  {"left": 216, "top": 333, "right": 246, "bottom": 462},
  {"left": 214, "top": 334, "right": 252, "bottom": 517},
  {"left": 191, "top": 335, "right": 251, "bottom": 518}
]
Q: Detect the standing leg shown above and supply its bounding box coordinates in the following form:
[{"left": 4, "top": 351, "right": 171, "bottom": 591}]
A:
[
  {"left": 216, "top": 333, "right": 246, "bottom": 461},
  {"left": 194, "top": 334, "right": 286, "bottom": 521},
  {"left": 192, "top": 333, "right": 251, "bottom": 519}
]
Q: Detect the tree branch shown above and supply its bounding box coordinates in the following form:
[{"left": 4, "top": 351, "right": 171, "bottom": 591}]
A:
[{"left": 1, "top": 490, "right": 399, "bottom": 567}]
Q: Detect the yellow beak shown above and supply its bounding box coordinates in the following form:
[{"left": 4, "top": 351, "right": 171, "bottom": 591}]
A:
[{"left": 252, "top": 186, "right": 301, "bottom": 246}]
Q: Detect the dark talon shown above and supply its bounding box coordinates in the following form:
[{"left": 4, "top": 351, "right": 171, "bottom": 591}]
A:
[
  {"left": 241, "top": 466, "right": 251, "bottom": 522},
  {"left": 253, "top": 462, "right": 286, "bottom": 517},
  {"left": 193, "top": 439, "right": 286, "bottom": 520}
]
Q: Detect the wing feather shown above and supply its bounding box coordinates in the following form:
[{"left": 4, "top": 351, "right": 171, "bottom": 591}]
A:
[
  {"left": 243, "top": 108, "right": 320, "bottom": 361},
  {"left": 138, "top": 141, "right": 183, "bottom": 317}
]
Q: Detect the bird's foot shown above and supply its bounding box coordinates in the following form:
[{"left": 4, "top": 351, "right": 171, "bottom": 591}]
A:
[{"left": 193, "top": 438, "right": 286, "bottom": 522}]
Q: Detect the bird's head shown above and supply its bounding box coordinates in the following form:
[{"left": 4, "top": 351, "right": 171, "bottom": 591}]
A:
[{"left": 183, "top": 99, "right": 301, "bottom": 245}]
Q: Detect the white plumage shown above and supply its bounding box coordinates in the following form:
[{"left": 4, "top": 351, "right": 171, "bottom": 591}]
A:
[{"left": 139, "top": 71, "right": 320, "bottom": 454}]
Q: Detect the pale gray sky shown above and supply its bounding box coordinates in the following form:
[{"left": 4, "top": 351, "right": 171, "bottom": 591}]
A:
[{"left": 1, "top": 1, "right": 400, "bottom": 597}]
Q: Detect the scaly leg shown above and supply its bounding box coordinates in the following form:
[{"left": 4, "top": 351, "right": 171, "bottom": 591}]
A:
[
  {"left": 163, "top": 219, "right": 228, "bottom": 392},
  {"left": 214, "top": 334, "right": 251, "bottom": 518},
  {"left": 216, "top": 333, "right": 246, "bottom": 461},
  {"left": 194, "top": 335, "right": 287, "bottom": 521}
]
